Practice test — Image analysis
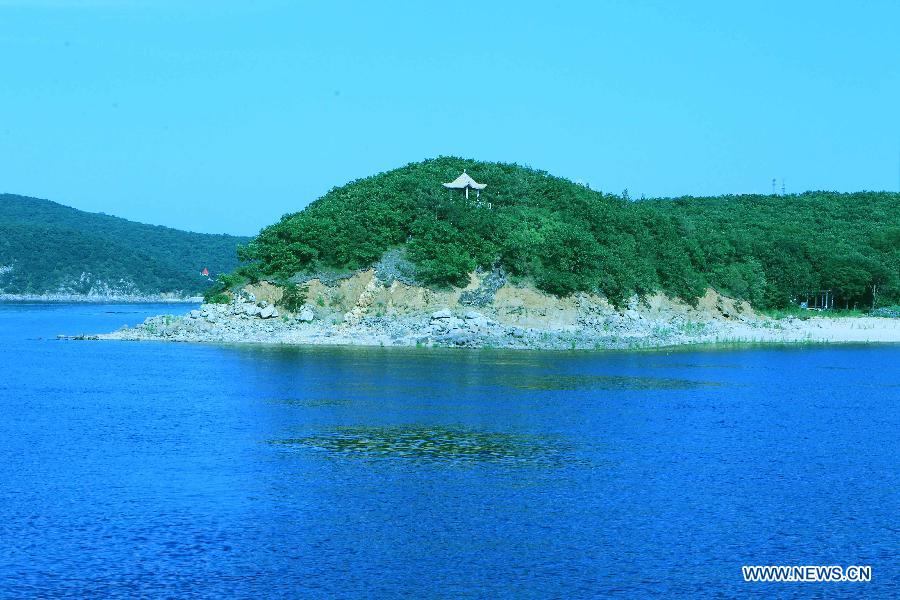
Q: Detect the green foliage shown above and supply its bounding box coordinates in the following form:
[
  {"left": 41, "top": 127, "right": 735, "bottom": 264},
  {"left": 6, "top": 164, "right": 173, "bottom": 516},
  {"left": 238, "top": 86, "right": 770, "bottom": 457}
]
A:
[
  {"left": 278, "top": 283, "right": 308, "bottom": 312},
  {"left": 216, "top": 272, "right": 247, "bottom": 291},
  {"left": 204, "top": 291, "right": 231, "bottom": 304},
  {"left": 234, "top": 157, "right": 900, "bottom": 309},
  {"left": 645, "top": 192, "right": 900, "bottom": 309},
  {"left": 202, "top": 271, "right": 249, "bottom": 304},
  {"left": 0, "top": 194, "right": 248, "bottom": 296},
  {"left": 871, "top": 305, "right": 900, "bottom": 318},
  {"left": 407, "top": 217, "right": 476, "bottom": 287},
  {"left": 535, "top": 222, "right": 602, "bottom": 296}
]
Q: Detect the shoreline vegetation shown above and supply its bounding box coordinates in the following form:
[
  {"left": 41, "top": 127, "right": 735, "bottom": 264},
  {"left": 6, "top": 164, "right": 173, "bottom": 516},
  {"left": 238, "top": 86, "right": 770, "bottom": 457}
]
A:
[{"left": 82, "top": 156, "right": 897, "bottom": 348}]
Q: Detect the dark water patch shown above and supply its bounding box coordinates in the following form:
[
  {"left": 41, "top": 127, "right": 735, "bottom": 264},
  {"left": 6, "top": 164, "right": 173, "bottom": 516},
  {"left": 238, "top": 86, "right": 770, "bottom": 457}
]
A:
[
  {"left": 265, "top": 397, "right": 354, "bottom": 408},
  {"left": 645, "top": 362, "right": 746, "bottom": 370},
  {"left": 509, "top": 374, "right": 721, "bottom": 391},
  {"left": 271, "top": 426, "right": 567, "bottom": 465},
  {"left": 324, "top": 381, "right": 437, "bottom": 394}
]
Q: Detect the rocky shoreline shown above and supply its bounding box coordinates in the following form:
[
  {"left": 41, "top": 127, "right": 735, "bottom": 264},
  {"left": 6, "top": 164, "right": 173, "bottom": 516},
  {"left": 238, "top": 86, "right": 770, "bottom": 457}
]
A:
[{"left": 98, "top": 270, "right": 900, "bottom": 350}]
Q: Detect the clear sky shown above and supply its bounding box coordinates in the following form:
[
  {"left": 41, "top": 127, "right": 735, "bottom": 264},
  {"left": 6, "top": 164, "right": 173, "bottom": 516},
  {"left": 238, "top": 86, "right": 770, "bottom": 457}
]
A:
[{"left": 1, "top": 0, "right": 898, "bottom": 235}]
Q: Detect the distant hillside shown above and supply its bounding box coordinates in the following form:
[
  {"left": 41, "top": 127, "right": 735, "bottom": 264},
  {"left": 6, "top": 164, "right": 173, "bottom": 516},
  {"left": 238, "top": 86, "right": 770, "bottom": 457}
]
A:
[
  {"left": 0, "top": 194, "right": 249, "bottom": 297},
  {"left": 235, "top": 156, "right": 900, "bottom": 309}
]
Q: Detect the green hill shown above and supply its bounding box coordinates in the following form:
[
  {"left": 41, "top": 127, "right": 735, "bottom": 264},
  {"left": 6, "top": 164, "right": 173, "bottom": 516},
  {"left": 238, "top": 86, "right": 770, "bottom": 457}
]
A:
[
  {"left": 0, "top": 194, "right": 248, "bottom": 297},
  {"left": 236, "top": 156, "right": 900, "bottom": 310}
]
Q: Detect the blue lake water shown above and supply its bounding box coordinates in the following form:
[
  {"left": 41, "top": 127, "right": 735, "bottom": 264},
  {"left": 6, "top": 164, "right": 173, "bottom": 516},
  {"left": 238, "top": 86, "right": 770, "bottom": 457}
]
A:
[{"left": 0, "top": 303, "right": 897, "bottom": 598}]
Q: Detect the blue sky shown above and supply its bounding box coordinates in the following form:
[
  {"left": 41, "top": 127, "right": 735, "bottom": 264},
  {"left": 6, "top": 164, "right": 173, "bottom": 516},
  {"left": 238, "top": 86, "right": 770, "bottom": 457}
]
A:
[{"left": 1, "top": 0, "right": 898, "bottom": 235}]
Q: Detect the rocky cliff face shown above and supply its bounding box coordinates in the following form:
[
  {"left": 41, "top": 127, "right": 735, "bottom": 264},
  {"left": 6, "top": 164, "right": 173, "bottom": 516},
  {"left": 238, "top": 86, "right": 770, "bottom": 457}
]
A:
[
  {"left": 244, "top": 268, "right": 756, "bottom": 330},
  {"left": 105, "top": 268, "right": 783, "bottom": 350}
]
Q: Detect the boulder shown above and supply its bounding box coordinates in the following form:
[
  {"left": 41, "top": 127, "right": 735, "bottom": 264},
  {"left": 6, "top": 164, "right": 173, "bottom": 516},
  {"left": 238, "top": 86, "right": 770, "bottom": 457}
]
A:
[
  {"left": 467, "top": 317, "right": 491, "bottom": 330},
  {"left": 464, "top": 311, "right": 483, "bottom": 320},
  {"left": 443, "top": 332, "right": 475, "bottom": 347},
  {"left": 298, "top": 307, "right": 315, "bottom": 322},
  {"left": 189, "top": 309, "right": 201, "bottom": 319},
  {"left": 259, "top": 305, "right": 278, "bottom": 319},
  {"left": 431, "top": 309, "right": 452, "bottom": 320}
]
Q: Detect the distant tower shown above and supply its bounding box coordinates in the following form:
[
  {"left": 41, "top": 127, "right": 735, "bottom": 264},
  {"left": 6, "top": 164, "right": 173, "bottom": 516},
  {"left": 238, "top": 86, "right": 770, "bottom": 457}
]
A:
[
  {"left": 772, "top": 178, "right": 777, "bottom": 195},
  {"left": 781, "top": 179, "right": 785, "bottom": 195}
]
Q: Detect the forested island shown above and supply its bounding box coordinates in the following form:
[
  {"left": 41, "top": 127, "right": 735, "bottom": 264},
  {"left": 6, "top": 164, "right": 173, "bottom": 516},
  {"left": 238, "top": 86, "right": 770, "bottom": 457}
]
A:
[
  {"left": 107, "top": 157, "right": 900, "bottom": 349},
  {"left": 0, "top": 194, "right": 249, "bottom": 300},
  {"left": 229, "top": 157, "right": 898, "bottom": 310}
]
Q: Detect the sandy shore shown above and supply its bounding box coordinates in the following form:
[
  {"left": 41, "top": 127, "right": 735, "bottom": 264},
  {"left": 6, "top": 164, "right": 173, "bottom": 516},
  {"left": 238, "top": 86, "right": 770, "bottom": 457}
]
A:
[{"left": 739, "top": 316, "right": 900, "bottom": 344}]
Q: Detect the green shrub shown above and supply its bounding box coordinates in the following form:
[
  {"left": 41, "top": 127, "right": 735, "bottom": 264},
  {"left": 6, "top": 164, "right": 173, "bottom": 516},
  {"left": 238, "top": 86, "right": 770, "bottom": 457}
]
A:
[
  {"left": 204, "top": 291, "right": 231, "bottom": 304},
  {"left": 278, "top": 283, "right": 308, "bottom": 312},
  {"left": 535, "top": 222, "right": 602, "bottom": 296}
]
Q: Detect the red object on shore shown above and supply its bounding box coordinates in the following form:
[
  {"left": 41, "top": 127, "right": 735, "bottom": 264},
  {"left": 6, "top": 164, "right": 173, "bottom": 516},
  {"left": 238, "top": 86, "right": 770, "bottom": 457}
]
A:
[{"left": 201, "top": 267, "right": 209, "bottom": 276}]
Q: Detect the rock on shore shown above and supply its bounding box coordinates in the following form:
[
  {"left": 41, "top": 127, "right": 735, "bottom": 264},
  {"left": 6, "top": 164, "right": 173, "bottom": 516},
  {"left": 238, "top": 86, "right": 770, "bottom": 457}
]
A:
[{"left": 99, "top": 269, "right": 900, "bottom": 350}]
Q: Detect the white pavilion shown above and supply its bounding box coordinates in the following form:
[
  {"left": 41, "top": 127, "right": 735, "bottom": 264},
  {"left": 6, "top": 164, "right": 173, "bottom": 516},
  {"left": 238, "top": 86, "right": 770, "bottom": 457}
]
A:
[{"left": 442, "top": 170, "right": 487, "bottom": 201}]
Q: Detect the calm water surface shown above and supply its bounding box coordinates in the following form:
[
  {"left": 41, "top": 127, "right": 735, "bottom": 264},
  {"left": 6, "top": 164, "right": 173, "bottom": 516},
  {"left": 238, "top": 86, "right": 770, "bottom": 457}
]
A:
[{"left": 0, "top": 303, "right": 898, "bottom": 598}]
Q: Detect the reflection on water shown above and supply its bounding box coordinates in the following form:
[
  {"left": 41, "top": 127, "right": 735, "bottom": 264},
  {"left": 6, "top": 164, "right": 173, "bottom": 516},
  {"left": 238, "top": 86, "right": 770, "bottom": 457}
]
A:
[
  {"left": 272, "top": 426, "right": 566, "bottom": 465},
  {"left": 645, "top": 362, "right": 746, "bottom": 370},
  {"left": 510, "top": 374, "right": 720, "bottom": 391},
  {"left": 266, "top": 397, "right": 353, "bottom": 407}
]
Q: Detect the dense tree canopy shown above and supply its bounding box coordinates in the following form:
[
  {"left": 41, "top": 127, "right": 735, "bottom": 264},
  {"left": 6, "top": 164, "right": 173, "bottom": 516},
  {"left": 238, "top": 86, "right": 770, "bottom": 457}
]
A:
[
  {"left": 237, "top": 157, "right": 900, "bottom": 309},
  {"left": 0, "top": 194, "right": 248, "bottom": 295}
]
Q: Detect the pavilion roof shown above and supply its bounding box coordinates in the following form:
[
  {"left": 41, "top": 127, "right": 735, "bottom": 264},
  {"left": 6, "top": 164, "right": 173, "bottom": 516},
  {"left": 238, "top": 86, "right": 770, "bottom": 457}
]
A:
[{"left": 442, "top": 171, "right": 486, "bottom": 190}]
